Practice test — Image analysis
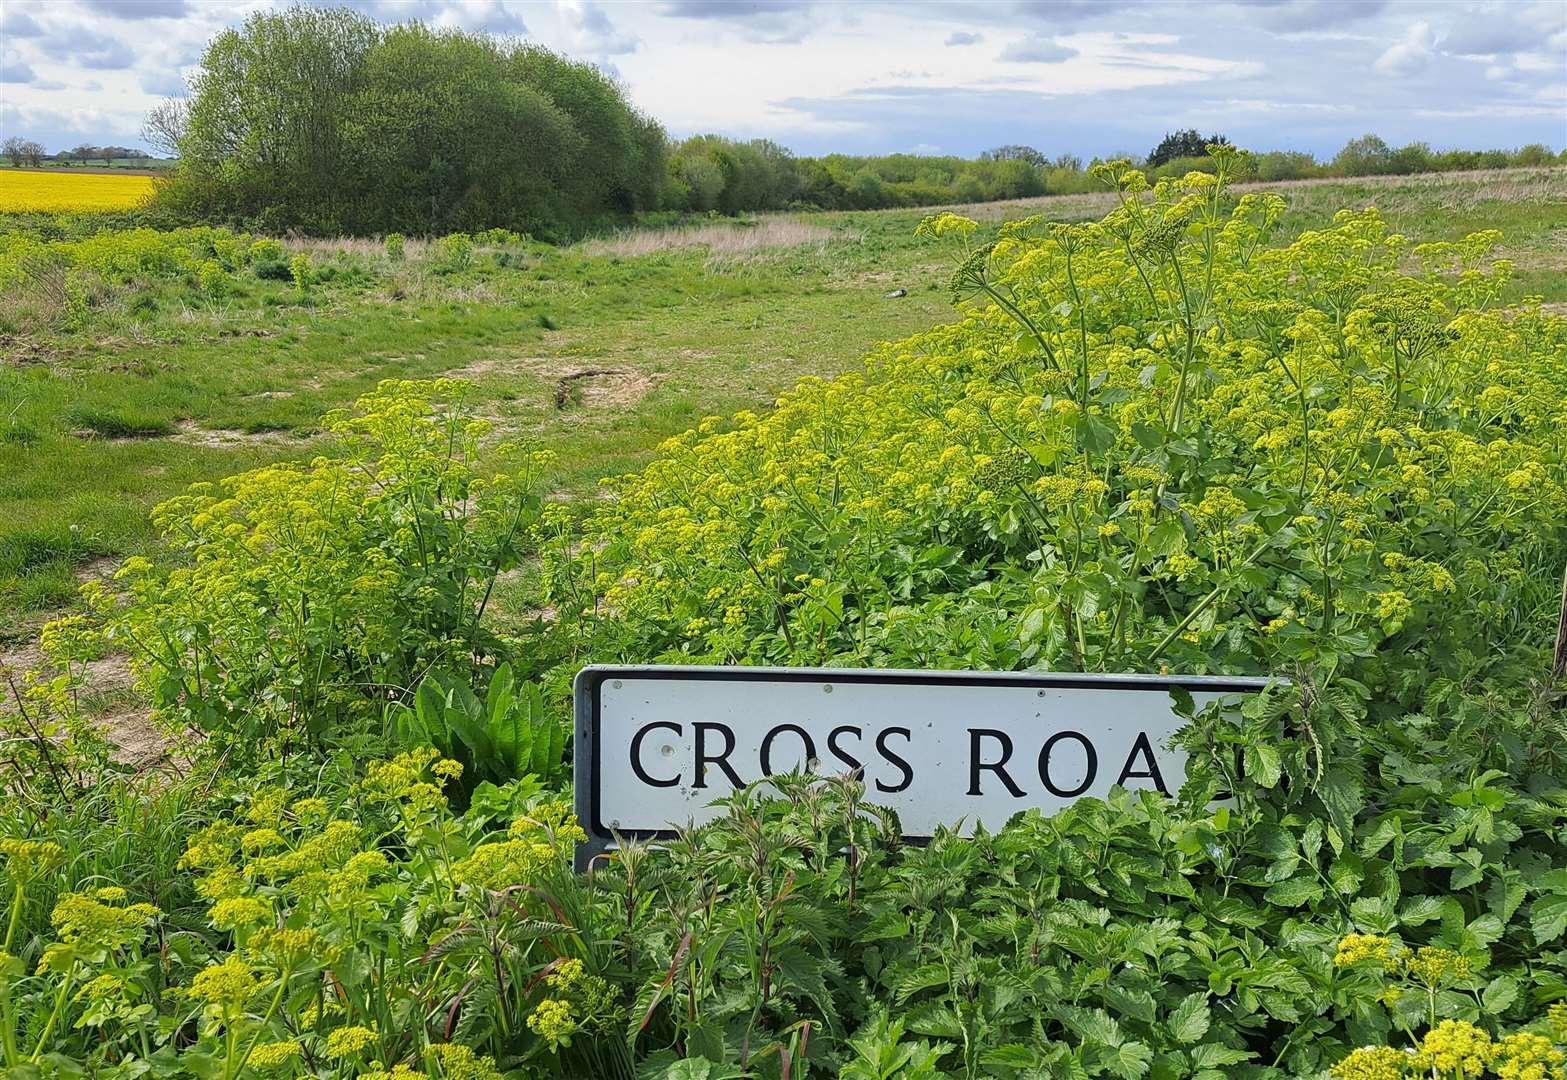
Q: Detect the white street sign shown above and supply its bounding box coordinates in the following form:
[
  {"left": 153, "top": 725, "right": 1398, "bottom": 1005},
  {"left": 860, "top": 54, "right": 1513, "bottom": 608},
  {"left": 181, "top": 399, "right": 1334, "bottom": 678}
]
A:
[{"left": 573, "top": 665, "right": 1268, "bottom": 865}]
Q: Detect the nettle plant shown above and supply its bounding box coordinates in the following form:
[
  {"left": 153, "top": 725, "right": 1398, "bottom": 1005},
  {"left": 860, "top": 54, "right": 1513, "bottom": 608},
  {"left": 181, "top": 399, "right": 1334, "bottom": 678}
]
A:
[
  {"left": 6, "top": 701, "right": 1567, "bottom": 1080},
  {"left": 555, "top": 148, "right": 1567, "bottom": 711},
  {"left": 83, "top": 380, "right": 552, "bottom": 756}
]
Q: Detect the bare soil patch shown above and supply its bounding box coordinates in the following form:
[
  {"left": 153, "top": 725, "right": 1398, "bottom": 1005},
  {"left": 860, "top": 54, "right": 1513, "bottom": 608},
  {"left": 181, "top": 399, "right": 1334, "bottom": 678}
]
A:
[{"left": 168, "top": 420, "right": 309, "bottom": 448}]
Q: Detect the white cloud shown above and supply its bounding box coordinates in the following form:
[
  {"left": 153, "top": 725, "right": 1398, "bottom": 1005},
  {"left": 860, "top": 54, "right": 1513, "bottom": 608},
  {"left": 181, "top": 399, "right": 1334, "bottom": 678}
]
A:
[
  {"left": 557, "top": 1, "right": 639, "bottom": 56},
  {"left": 0, "top": 0, "right": 1562, "bottom": 159},
  {"left": 998, "top": 33, "right": 1078, "bottom": 63},
  {"left": 2, "top": 53, "right": 39, "bottom": 84},
  {"left": 1372, "top": 20, "right": 1436, "bottom": 76}
]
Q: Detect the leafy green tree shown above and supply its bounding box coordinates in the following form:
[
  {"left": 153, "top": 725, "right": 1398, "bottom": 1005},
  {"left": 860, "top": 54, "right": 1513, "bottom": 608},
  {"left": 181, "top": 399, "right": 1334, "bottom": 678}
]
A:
[
  {"left": 159, "top": 6, "right": 663, "bottom": 238},
  {"left": 1332, "top": 133, "right": 1394, "bottom": 177},
  {"left": 1147, "top": 128, "right": 1228, "bottom": 167},
  {"left": 980, "top": 144, "right": 1047, "bottom": 167}
]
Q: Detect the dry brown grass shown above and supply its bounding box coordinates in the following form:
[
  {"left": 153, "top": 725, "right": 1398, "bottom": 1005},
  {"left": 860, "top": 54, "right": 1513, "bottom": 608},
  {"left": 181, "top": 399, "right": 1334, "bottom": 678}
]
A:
[
  {"left": 285, "top": 235, "right": 435, "bottom": 259},
  {"left": 576, "top": 216, "right": 834, "bottom": 259},
  {"left": 910, "top": 165, "right": 1567, "bottom": 223}
]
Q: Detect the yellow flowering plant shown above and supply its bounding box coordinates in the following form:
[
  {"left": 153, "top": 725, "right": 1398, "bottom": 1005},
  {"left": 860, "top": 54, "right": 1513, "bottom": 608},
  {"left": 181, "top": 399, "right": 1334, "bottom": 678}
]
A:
[
  {"left": 6, "top": 750, "right": 604, "bottom": 1078},
  {"left": 553, "top": 156, "right": 1564, "bottom": 720},
  {"left": 77, "top": 380, "right": 554, "bottom": 758}
]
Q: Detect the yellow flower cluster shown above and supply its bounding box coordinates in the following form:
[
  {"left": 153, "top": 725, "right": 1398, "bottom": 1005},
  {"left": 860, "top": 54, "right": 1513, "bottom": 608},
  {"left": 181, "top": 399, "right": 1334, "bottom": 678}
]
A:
[
  {"left": 527, "top": 997, "right": 577, "bottom": 1048},
  {"left": 186, "top": 956, "right": 259, "bottom": 1012},
  {"left": 325, "top": 1024, "right": 378, "bottom": 1058},
  {"left": 1334, "top": 933, "right": 1398, "bottom": 968},
  {"left": 248, "top": 1040, "right": 305, "bottom": 1073},
  {"left": 0, "top": 838, "right": 65, "bottom": 883},
  {"left": 1412, "top": 1020, "right": 1494, "bottom": 1075},
  {"left": 48, "top": 893, "right": 159, "bottom": 951},
  {"left": 1331, "top": 1046, "right": 1409, "bottom": 1080},
  {"left": 1493, "top": 1033, "right": 1566, "bottom": 1080},
  {"left": 451, "top": 802, "right": 583, "bottom": 890},
  {"left": 427, "top": 1043, "right": 504, "bottom": 1080},
  {"left": 1404, "top": 947, "right": 1472, "bottom": 988},
  {"left": 360, "top": 748, "right": 457, "bottom": 813}
]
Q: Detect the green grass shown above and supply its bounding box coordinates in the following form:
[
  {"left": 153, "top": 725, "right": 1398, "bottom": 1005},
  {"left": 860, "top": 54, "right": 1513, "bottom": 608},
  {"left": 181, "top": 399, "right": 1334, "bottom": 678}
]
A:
[{"left": 1, "top": 167, "right": 1564, "bottom": 624}]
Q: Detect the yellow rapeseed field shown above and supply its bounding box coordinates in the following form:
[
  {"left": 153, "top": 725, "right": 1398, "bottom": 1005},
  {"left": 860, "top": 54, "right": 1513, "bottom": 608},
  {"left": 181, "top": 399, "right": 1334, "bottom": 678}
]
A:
[{"left": 0, "top": 169, "right": 156, "bottom": 212}]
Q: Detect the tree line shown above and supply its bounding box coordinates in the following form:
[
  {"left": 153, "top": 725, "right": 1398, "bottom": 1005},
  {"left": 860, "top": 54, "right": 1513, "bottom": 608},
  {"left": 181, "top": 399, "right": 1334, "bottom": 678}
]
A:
[
  {"left": 2, "top": 139, "right": 156, "bottom": 168},
  {"left": 43, "top": 4, "right": 1560, "bottom": 236},
  {"left": 657, "top": 130, "right": 1564, "bottom": 216}
]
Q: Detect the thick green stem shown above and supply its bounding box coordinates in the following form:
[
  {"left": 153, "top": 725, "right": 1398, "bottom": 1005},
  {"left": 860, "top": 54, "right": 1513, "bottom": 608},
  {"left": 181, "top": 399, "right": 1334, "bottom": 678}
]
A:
[{"left": 29, "top": 972, "right": 73, "bottom": 1063}]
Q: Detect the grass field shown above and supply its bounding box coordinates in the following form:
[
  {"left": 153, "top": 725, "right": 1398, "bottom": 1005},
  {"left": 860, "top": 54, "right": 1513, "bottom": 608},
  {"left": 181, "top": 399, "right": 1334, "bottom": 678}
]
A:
[
  {"left": 1, "top": 166, "right": 1564, "bottom": 640},
  {"left": 0, "top": 168, "right": 158, "bottom": 211}
]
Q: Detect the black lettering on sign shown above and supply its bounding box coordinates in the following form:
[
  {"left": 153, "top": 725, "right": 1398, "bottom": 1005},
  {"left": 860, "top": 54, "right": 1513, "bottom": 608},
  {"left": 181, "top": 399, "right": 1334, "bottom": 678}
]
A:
[
  {"left": 692, "top": 722, "right": 743, "bottom": 789},
  {"left": 630, "top": 721, "right": 682, "bottom": 788},
  {"left": 1038, "top": 730, "right": 1097, "bottom": 798},
  {"left": 875, "top": 727, "right": 914, "bottom": 793},
  {"left": 968, "top": 729, "right": 1024, "bottom": 797},
  {"left": 760, "top": 724, "right": 818, "bottom": 775},
  {"left": 1114, "top": 730, "right": 1168, "bottom": 794},
  {"left": 828, "top": 725, "right": 864, "bottom": 773}
]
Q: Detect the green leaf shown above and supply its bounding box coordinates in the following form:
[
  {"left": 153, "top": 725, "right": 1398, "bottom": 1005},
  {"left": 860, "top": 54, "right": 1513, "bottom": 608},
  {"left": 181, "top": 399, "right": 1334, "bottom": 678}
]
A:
[
  {"left": 1482, "top": 975, "right": 1519, "bottom": 1016},
  {"left": 1399, "top": 896, "right": 1445, "bottom": 926},
  {"left": 1145, "top": 519, "right": 1187, "bottom": 558},
  {"left": 1264, "top": 877, "right": 1324, "bottom": 907},
  {"left": 1106, "top": 1041, "right": 1153, "bottom": 1080},
  {"left": 1167, "top": 993, "right": 1210, "bottom": 1044},
  {"left": 1075, "top": 412, "right": 1117, "bottom": 455},
  {"left": 1244, "top": 743, "right": 1282, "bottom": 789},
  {"left": 1189, "top": 1045, "right": 1254, "bottom": 1069},
  {"left": 1132, "top": 422, "right": 1165, "bottom": 450},
  {"left": 1531, "top": 895, "right": 1567, "bottom": 945}
]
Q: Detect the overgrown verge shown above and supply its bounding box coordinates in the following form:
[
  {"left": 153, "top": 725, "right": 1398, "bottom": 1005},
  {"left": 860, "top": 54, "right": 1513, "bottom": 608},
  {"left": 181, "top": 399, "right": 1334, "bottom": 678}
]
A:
[{"left": 3, "top": 150, "right": 1567, "bottom": 1078}]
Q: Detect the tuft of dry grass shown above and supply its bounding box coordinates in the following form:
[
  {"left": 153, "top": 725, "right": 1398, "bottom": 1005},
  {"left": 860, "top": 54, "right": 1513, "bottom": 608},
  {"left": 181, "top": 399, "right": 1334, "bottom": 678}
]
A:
[
  {"left": 576, "top": 216, "right": 834, "bottom": 259},
  {"left": 284, "top": 236, "right": 434, "bottom": 259}
]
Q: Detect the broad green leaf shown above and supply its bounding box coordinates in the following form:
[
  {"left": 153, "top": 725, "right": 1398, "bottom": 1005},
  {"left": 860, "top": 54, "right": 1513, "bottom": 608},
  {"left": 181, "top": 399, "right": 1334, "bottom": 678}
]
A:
[
  {"left": 1244, "top": 743, "right": 1282, "bottom": 789},
  {"left": 1264, "top": 877, "right": 1324, "bottom": 907},
  {"left": 1531, "top": 895, "right": 1567, "bottom": 945},
  {"left": 1167, "top": 993, "right": 1210, "bottom": 1044},
  {"left": 1482, "top": 975, "right": 1519, "bottom": 1015}
]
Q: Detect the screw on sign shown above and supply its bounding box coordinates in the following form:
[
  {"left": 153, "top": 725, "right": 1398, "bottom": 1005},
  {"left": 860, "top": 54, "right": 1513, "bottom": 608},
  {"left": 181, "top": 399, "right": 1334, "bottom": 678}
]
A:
[{"left": 572, "top": 665, "right": 1271, "bottom": 868}]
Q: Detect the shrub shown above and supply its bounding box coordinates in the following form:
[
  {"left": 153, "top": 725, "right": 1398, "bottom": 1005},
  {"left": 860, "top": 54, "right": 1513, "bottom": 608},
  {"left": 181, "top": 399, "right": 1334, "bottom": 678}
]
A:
[
  {"left": 555, "top": 152, "right": 1566, "bottom": 716},
  {"left": 288, "top": 252, "right": 312, "bottom": 290},
  {"left": 246, "top": 236, "right": 284, "bottom": 264},
  {"left": 11, "top": 686, "right": 1567, "bottom": 1078},
  {"left": 159, "top": 9, "right": 664, "bottom": 237},
  {"left": 86, "top": 380, "right": 553, "bottom": 755},
  {"left": 251, "top": 257, "right": 291, "bottom": 281},
  {"left": 196, "top": 257, "right": 229, "bottom": 296},
  {"left": 432, "top": 232, "right": 474, "bottom": 273},
  {"left": 384, "top": 231, "right": 405, "bottom": 260}
]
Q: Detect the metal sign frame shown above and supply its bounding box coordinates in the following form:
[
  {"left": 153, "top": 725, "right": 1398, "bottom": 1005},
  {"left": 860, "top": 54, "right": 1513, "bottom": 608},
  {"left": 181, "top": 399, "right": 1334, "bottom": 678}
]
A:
[{"left": 572, "top": 664, "right": 1271, "bottom": 870}]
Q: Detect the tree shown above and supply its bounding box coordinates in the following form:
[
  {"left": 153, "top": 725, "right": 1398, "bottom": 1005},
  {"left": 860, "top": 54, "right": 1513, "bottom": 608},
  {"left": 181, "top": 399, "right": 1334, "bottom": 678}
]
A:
[
  {"left": 142, "top": 99, "right": 188, "bottom": 158},
  {"left": 2, "top": 137, "right": 44, "bottom": 168},
  {"left": 981, "top": 144, "right": 1047, "bottom": 168},
  {"left": 1332, "top": 134, "right": 1393, "bottom": 177},
  {"left": 161, "top": 8, "right": 665, "bottom": 237},
  {"left": 70, "top": 144, "right": 98, "bottom": 166},
  {"left": 1147, "top": 129, "right": 1229, "bottom": 168}
]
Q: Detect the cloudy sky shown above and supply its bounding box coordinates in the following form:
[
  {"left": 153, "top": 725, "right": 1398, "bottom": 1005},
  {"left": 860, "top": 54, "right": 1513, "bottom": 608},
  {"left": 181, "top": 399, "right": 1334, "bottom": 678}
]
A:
[{"left": 1, "top": 0, "right": 1564, "bottom": 160}]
